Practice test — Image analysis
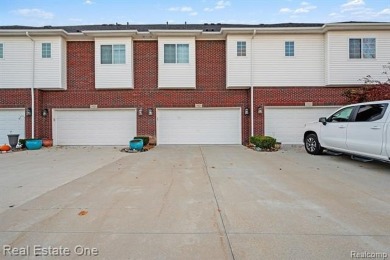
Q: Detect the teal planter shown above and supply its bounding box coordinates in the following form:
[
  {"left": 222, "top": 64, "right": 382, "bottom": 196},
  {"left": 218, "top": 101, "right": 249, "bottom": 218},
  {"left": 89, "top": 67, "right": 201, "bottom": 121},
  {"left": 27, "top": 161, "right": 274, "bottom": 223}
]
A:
[
  {"left": 129, "top": 139, "right": 143, "bottom": 151},
  {"left": 26, "top": 139, "right": 42, "bottom": 150}
]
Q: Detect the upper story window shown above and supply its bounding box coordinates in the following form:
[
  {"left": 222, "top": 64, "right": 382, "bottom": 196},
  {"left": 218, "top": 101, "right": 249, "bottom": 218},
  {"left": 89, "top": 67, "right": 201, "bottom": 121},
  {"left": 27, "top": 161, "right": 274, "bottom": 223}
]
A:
[
  {"left": 101, "top": 44, "right": 126, "bottom": 64},
  {"left": 0, "top": 43, "right": 3, "bottom": 59},
  {"left": 42, "top": 43, "right": 51, "bottom": 58},
  {"left": 285, "top": 41, "right": 294, "bottom": 57},
  {"left": 164, "top": 44, "right": 189, "bottom": 64},
  {"left": 237, "top": 41, "right": 246, "bottom": 56},
  {"left": 349, "top": 38, "right": 376, "bottom": 59}
]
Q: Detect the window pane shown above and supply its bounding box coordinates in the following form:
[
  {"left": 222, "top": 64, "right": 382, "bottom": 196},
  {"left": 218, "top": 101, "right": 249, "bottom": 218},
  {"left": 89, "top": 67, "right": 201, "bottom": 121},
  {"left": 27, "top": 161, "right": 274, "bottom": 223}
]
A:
[
  {"left": 237, "top": 41, "right": 246, "bottom": 56},
  {"left": 363, "top": 38, "right": 376, "bottom": 59},
  {"left": 329, "top": 107, "right": 354, "bottom": 122},
  {"left": 101, "top": 45, "right": 112, "bottom": 64},
  {"left": 113, "top": 44, "right": 125, "bottom": 64},
  {"left": 0, "top": 43, "right": 3, "bottom": 59},
  {"left": 285, "top": 41, "right": 294, "bottom": 57},
  {"left": 349, "top": 39, "right": 361, "bottom": 59},
  {"left": 177, "top": 44, "right": 189, "bottom": 63},
  {"left": 164, "top": 44, "right": 176, "bottom": 63},
  {"left": 42, "top": 43, "right": 51, "bottom": 58},
  {"left": 355, "top": 104, "right": 387, "bottom": 122}
]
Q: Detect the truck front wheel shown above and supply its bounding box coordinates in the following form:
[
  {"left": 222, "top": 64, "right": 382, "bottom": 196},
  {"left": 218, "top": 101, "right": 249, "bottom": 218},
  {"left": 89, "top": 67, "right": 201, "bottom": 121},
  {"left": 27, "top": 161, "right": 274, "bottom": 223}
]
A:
[{"left": 305, "top": 133, "right": 323, "bottom": 155}]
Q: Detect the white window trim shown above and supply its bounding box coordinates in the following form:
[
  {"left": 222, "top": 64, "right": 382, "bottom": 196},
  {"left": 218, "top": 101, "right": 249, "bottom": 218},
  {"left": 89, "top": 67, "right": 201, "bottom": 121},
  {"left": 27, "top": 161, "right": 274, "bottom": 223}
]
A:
[
  {"left": 284, "top": 41, "right": 295, "bottom": 58},
  {"left": 348, "top": 37, "right": 377, "bottom": 60},
  {"left": 163, "top": 43, "right": 190, "bottom": 64},
  {"left": 236, "top": 41, "right": 247, "bottom": 57},
  {"left": 100, "top": 44, "right": 126, "bottom": 65},
  {"left": 42, "top": 42, "right": 52, "bottom": 59}
]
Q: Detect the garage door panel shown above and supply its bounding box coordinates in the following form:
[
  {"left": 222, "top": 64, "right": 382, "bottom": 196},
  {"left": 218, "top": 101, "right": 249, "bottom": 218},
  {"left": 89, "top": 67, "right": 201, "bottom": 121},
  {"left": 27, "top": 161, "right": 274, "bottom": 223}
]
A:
[
  {"left": 54, "top": 109, "right": 136, "bottom": 145},
  {"left": 0, "top": 109, "right": 25, "bottom": 144},
  {"left": 265, "top": 107, "right": 338, "bottom": 144},
  {"left": 157, "top": 108, "right": 241, "bottom": 145}
]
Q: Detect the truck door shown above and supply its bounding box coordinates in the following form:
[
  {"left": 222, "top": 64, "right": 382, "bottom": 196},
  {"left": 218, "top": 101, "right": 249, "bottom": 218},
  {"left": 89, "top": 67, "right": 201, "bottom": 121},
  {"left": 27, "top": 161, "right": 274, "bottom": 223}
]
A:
[{"left": 346, "top": 103, "right": 388, "bottom": 156}]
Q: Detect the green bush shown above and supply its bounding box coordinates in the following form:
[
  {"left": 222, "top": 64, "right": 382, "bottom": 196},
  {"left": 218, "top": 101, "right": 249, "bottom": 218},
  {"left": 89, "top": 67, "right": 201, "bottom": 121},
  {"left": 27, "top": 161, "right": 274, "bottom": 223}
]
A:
[
  {"left": 18, "top": 139, "right": 26, "bottom": 148},
  {"left": 134, "top": 136, "right": 149, "bottom": 146},
  {"left": 250, "top": 135, "right": 277, "bottom": 149}
]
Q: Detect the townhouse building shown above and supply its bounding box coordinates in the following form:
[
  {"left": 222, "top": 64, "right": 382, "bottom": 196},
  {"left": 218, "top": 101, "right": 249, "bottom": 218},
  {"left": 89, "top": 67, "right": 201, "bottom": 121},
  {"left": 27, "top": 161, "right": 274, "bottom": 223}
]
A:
[{"left": 0, "top": 22, "right": 389, "bottom": 145}]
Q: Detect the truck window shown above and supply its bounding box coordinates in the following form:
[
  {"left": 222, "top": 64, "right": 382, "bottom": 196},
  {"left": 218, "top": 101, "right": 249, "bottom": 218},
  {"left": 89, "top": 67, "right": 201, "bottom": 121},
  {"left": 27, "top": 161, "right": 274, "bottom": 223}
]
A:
[{"left": 354, "top": 104, "right": 388, "bottom": 122}]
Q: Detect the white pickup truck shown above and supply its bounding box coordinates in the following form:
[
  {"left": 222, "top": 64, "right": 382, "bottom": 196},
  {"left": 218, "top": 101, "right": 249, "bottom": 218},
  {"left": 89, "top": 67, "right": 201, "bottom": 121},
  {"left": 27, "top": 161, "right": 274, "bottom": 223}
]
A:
[{"left": 303, "top": 100, "right": 390, "bottom": 162}]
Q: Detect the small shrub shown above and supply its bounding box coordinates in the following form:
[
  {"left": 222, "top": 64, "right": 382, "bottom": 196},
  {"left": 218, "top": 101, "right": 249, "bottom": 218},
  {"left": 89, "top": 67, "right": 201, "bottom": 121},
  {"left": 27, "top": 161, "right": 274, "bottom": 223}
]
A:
[
  {"left": 18, "top": 139, "right": 26, "bottom": 148},
  {"left": 134, "top": 136, "right": 149, "bottom": 146},
  {"left": 250, "top": 135, "right": 277, "bottom": 150}
]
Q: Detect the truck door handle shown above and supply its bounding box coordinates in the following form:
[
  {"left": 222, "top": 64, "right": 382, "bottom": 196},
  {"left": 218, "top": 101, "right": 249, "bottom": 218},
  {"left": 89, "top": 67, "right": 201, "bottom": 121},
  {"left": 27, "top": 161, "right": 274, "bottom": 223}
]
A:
[
  {"left": 338, "top": 126, "right": 346, "bottom": 129},
  {"left": 371, "top": 126, "right": 381, "bottom": 130}
]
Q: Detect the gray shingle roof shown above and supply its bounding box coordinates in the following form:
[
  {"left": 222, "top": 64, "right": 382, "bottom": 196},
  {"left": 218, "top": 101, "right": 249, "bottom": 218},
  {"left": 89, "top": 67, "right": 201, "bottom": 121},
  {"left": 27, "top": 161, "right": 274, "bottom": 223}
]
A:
[
  {"left": 0, "top": 23, "right": 326, "bottom": 33},
  {"left": 0, "top": 21, "right": 386, "bottom": 33}
]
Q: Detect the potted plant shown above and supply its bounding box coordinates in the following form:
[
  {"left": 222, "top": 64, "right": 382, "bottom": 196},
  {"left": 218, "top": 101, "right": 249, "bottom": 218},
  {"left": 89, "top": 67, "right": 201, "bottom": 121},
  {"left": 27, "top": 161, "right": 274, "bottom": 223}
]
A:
[
  {"left": 7, "top": 132, "right": 19, "bottom": 149},
  {"left": 25, "top": 139, "right": 43, "bottom": 150},
  {"left": 42, "top": 138, "right": 53, "bottom": 147}
]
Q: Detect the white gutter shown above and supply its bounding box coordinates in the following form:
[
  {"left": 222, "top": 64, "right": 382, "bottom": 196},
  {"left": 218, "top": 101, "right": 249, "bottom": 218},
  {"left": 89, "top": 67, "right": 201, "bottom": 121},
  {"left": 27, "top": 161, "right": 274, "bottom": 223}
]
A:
[
  {"left": 26, "top": 32, "right": 35, "bottom": 138},
  {"left": 250, "top": 29, "right": 256, "bottom": 137}
]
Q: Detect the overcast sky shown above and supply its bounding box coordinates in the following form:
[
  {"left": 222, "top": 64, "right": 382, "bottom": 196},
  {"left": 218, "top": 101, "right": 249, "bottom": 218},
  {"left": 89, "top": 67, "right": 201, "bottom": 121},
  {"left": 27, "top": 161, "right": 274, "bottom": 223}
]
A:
[{"left": 1, "top": 0, "right": 389, "bottom": 26}]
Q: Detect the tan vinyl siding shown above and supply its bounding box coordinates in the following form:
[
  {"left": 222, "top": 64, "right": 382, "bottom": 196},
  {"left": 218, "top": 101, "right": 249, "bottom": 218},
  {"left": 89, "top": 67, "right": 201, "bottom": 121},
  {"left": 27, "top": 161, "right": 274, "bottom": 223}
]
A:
[
  {"left": 0, "top": 36, "right": 65, "bottom": 89},
  {"left": 158, "top": 37, "right": 196, "bottom": 89},
  {"left": 252, "top": 34, "right": 324, "bottom": 86},
  {"left": 327, "top": 31, "right": 390, "bottom": 85},
  {"left": 34, "top": 37, "right": 63, "bottom": 89},
  {"left": 95, "top": 37, "right": 133, "bottom": 89},
  {"left": 0, "top": 38, "right": 33, "bottom": 88},
  {"left": 226, "top": 35, "right": 251, "bottom": 88}
]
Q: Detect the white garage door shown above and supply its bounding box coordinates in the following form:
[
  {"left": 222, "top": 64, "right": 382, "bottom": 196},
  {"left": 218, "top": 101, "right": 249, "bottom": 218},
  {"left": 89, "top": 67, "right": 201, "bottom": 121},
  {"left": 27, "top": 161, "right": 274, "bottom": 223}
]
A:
[
  {"left": 265, "top": 106, "right": 339, "bottom": 144},
  {"left": 157, "top": 108, "right": 241, "bottom": 144},
  {"left": 53, "top": 109, "right": 136, "bottom": 145},
  {"left": 0, "top": 109, "right": 25, "bottom": 144}
]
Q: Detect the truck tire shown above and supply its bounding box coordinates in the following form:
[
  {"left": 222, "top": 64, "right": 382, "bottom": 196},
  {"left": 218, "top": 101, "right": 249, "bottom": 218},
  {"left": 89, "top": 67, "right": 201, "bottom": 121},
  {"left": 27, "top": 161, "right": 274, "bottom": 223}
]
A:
[{"left": 305, "top": 133, "right": 323, "bottom": 155}]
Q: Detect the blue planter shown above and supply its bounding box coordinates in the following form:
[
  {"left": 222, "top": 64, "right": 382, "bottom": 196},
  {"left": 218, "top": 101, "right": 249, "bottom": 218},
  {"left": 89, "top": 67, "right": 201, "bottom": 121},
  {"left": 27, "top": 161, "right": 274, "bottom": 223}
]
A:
[
  {"left": 129, "top": 139, "right": 143, "bottom": 151},
  {"left": 26, "top": 139, "right": 43, "bottom": 150}
]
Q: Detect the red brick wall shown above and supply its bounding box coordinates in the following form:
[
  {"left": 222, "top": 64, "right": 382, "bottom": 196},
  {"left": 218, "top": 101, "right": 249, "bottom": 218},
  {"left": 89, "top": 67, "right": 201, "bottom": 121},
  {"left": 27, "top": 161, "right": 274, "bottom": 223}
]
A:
[
  {"left": 39, "top": 40, "right": 250, "bottom": 143},
  {"left": 0, "top": 40, "right": 355, "bottom": 144}
]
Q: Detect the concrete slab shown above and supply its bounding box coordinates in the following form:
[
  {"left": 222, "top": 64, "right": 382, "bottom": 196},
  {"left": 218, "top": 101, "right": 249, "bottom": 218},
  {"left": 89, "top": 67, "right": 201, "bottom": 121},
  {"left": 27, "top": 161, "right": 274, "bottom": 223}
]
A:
[{"left": 0, "top": 145, "right": 389, "bottom": 259}]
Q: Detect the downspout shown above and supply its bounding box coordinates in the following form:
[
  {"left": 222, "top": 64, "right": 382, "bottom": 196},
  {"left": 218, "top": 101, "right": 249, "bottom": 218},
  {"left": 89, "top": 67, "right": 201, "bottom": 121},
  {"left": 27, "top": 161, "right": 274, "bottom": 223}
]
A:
[
  {"left": 26, "top": 32, "right": 35, "bottom": 138},
  {"left": 250, "top": 29, "right": 256, "bottom": 137}
]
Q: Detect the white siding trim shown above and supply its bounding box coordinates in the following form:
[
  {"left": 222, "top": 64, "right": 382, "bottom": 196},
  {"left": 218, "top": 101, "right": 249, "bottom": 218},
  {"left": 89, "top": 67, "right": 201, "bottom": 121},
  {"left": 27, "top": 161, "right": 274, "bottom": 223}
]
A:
[
  {"left": 327, "top": 31, "right": 390, "bottom": 85},
  {"left": 158, "top": 37, "right": 196, "bottom": 89},
  {"left": 95, "top": 37, "right": 134, "bottom": 89}
]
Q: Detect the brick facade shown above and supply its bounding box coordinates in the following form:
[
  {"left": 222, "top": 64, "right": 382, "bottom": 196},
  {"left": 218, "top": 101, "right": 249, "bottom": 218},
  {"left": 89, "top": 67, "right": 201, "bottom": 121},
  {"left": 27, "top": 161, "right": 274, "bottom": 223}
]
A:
[{"left": 0, "top": 40, "right": 352, "bottom": 144}]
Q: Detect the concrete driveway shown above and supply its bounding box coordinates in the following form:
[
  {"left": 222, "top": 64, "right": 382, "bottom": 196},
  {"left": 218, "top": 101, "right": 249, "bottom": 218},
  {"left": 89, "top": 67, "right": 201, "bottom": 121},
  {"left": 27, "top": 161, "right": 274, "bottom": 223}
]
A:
[{"left": 0, "top": 145, "right": 389, "bottom": 259}]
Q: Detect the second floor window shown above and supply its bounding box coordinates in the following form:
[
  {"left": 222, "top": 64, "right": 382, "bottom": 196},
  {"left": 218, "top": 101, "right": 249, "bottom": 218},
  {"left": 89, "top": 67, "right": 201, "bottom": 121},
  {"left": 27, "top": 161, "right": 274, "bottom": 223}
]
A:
[
  {"left": 101, "top": 44, "right": 126, "bottom": 64},
  {"left": 285, "top": 41, "right": 294, "bottom": 57},
  {"left": 349, "top": 38, "right": 376, "bottom": 59},
  {"left": 164, "top": 44, "right": 189, "bottom": 64},
  {"left": 237, "top": 41, "right": 246, "bottom": 56},
  {"left": 0, "top": 43, "right": 3, "bottom": 59},
  {"left": 42, "top": 43, "right": 51, "bottom": 58}
]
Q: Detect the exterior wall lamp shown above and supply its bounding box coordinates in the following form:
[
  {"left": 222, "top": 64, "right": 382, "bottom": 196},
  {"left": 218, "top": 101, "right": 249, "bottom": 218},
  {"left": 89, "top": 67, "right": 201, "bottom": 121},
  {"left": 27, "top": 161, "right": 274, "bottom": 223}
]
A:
[
  {"left": 257, "top": 106, "right": 263, "bottom": 114},
  {"left": 244, "top": 108, "right": 250, "bottom": 115},
  {"left": 42, "top": 109, "right": 49, "bottom": 117},
  {"left": 26, "top": 107, "right": 32, "bottom": 116},
  {"left": 148, "top": 108, "right": 153, "bottom": 116},
  {"left": 138, "top": 108, "right": 143, "bottom": 116}
]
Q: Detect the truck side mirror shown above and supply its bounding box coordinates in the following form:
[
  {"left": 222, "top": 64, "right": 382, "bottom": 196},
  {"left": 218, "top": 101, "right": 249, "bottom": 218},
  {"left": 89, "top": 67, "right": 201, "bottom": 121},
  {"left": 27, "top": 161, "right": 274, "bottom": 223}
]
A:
[{"left": 319, "top": 117, "right": 327, "bottom": 125}]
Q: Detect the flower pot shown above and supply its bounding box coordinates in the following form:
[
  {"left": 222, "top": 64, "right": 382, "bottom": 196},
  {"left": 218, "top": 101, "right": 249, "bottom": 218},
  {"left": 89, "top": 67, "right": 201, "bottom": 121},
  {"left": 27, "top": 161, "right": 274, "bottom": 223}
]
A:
[
  {"left": 26, "top": 139, "right": 43, "bottom": 150},
  {"left": 129, "top": 139, "right": 143, "bottom": 151},
  {"left": 42, "top": 138, "right": 53, "bottom": 147},
  {"left": 7, "top": 134, "right": 19, "bottom": 149}
]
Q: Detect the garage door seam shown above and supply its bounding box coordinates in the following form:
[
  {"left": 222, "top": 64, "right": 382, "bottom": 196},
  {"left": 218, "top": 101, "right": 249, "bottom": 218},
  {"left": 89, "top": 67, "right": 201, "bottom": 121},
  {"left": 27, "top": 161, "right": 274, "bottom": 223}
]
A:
[{"left": 199, "top": 146, "right": 235, "bottom": 260}]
